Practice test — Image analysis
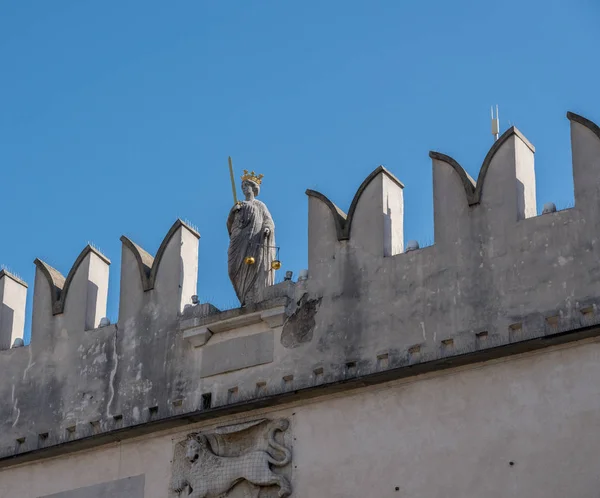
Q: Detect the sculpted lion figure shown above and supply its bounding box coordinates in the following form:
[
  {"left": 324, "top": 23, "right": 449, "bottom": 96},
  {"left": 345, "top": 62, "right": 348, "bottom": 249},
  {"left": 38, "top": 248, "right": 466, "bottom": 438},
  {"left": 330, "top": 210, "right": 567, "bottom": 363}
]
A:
[{"left": 171, "top": 419, "right": 292, "bottom": 497}]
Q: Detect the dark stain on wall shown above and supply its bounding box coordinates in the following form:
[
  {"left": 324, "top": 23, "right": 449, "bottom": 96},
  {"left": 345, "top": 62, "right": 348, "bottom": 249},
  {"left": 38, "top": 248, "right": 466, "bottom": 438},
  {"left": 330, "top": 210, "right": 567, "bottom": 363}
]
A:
[{"left": 281, "top": 295, "right": 322, "bottom": 348}]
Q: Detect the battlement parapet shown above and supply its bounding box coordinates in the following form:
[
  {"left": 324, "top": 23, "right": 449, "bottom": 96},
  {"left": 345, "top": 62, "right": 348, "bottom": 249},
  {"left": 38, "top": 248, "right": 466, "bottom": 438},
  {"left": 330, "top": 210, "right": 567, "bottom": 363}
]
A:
[{"left": 0, "top": 111, "right": 599, "bottom": 467}]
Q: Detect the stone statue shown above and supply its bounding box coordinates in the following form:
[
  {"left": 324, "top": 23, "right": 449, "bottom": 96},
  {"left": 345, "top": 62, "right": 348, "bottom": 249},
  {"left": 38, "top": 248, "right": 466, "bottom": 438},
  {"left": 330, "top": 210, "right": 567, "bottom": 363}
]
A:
[
  {"left": 227, "top": 170, "right": 276, "bottom": 306},
  {"left": 170, "top": 418, "right": 292, "bottom": 498}
]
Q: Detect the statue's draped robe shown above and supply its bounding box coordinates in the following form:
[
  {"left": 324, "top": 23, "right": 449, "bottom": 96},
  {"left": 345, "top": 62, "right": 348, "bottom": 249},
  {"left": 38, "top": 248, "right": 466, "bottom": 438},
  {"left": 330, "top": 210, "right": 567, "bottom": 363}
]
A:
[{"left": 227, "top": 199, "right": 276, "bottom": 305}]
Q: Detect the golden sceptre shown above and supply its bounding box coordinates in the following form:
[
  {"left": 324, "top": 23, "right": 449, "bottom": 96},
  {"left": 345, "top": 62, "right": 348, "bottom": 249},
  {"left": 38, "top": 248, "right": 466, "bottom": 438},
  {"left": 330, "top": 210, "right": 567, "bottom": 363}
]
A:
[{"left": 228, "top": 156, "right": 239, "bottom": 205}]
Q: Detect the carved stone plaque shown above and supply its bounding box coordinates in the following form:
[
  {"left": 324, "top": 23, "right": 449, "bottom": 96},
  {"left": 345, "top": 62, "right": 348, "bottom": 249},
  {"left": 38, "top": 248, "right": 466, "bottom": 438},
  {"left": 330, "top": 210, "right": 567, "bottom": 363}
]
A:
[
  {"left": 200, "top": 331, "right": 274, "bottom": 378},
  {"left": 169, "top": 418, "right": 292, "bottom": 497}
]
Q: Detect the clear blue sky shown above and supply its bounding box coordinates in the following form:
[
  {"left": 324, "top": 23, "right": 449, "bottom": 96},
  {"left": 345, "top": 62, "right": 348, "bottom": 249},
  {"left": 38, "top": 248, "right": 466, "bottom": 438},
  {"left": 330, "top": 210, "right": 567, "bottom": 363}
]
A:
[{"left": 1, "top": 1, "right": 599, "bottom": 342}]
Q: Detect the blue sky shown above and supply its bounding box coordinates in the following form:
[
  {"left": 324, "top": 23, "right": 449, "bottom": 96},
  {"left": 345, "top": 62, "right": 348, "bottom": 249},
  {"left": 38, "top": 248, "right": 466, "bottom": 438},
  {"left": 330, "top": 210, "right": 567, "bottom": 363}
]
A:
[{"left": 1, "top": 0, "right": 599, "bottom": 341}]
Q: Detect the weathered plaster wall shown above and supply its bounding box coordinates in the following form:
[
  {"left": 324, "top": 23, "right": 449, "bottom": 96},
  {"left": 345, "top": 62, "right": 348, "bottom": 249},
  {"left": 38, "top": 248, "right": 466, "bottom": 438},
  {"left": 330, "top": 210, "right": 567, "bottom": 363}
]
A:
[
  {"left": 1, "top": 339, "right": 600, "bottom": 498},
  {"left": 303, "top": 113, "right": 600, "bottom": 373},
  {"left": 0, "top": 111, "right": 598, "bottom": 470}
]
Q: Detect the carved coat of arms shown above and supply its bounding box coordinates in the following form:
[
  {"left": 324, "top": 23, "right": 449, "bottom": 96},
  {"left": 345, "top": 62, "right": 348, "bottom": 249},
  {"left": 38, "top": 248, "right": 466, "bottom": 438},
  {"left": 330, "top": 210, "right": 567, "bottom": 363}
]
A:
[{"left": 169, "top": 418, "right": 292, "bottom": 498}]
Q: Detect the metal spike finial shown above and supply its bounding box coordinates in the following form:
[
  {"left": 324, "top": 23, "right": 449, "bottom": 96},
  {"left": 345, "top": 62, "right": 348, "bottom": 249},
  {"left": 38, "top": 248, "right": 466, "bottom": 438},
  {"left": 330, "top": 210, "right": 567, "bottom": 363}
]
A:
[{"left": 491, "top": 105, "right": 500, "bottom": 141}]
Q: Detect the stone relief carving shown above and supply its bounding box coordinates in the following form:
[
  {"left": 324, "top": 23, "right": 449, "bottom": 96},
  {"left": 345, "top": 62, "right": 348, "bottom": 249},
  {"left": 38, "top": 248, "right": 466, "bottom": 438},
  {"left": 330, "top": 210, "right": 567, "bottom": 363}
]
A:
[
  {"left": 227, "top": 171, "right": 276, "bottom": 306},
  {"left": 170, "top": 418, "right": 292, "bottom": 498}
]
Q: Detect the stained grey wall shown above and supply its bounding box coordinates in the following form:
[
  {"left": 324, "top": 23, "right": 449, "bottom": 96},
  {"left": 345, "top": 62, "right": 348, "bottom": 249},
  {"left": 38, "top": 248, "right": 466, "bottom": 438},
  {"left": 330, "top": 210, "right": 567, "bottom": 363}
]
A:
[{"left": 0, "top": 112, "right": 598, "bottom": 469}]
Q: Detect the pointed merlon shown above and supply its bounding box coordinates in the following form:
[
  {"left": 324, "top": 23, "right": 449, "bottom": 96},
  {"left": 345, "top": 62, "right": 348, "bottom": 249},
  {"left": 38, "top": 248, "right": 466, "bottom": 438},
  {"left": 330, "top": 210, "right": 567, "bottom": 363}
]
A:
[
  {"left": 306, "top": 166, "right": 404, "bottom": 241},
  {"left": 34, "top": 245, "right": 110, "bottom": 316},
  {"left": 120, "top": 219, "right": 200, "bottom": 292},
  {"left": 429, "top": 126, "right": 535, "bottom": 206},
  {"left": 118, "top": 219, "right": 200, "bottom": 320},
  {"left": 567, "top": 112, "right": 600, "bottom": 140},
  {"left": 567, "top": 112, "right": 600, "bottom": 212}
]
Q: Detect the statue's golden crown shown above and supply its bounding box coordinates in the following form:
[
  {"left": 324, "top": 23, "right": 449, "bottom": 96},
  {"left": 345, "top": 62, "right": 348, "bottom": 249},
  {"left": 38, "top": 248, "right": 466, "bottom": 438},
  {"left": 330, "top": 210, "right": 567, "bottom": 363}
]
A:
[{"left": 241, "top": 169, "right": 264, "bottom": 185}]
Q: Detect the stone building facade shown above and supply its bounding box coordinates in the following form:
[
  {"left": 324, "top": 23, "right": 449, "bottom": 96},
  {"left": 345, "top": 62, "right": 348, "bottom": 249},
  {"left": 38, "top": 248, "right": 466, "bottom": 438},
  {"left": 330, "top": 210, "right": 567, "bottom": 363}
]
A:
[{"left": 0, "top": 111, "right": 599, "bottom": 497}]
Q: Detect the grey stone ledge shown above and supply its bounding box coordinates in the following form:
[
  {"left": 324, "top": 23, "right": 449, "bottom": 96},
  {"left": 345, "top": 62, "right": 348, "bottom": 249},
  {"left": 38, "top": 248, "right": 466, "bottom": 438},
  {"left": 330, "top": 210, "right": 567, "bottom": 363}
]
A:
[
  {"left": 180, "top": 302, "right": 221, "bottom": 320},
  {"left": 182, "top": 297, "right": 289, "bottom": 329},
  {"left": 181, "top": 301, "right": 287, "bottom": 348}
]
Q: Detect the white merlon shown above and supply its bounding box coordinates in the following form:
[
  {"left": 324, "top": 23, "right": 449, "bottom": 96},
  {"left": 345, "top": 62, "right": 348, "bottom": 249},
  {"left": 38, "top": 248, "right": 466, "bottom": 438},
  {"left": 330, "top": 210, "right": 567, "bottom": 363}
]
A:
[
  {"left": 119, "top": 219, "right": 200, "bottom": 323},
  {"left": 31, "top": 246, "right": 110, "bottom": 343},
  {"left": 569, "top": 112, "right": 600, "bottom": 212},
  {"left": 349, "top": 168, "right": 404, "bottom": 257},
  {"left": 0, "top": 270, "right": 28, "bottom": 350},
  {"left": 430, "top": 127, "right": 537, "bottom": 250}
]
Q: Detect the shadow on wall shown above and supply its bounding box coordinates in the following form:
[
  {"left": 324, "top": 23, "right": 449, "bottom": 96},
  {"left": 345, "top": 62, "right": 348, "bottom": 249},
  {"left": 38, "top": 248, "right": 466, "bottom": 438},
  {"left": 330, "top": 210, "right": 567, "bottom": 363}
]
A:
[
  {"left": 0, "top": 303, "right": 14, "bottom": 350},
  {"left": 517, "top": 179, "right": 526, "bottom": 218},
  {"left": 384, "top": 196, "right": 392, "bottom": 257},
  {"left": 86, "top": 281, "right": 99, "bottom": 331}
]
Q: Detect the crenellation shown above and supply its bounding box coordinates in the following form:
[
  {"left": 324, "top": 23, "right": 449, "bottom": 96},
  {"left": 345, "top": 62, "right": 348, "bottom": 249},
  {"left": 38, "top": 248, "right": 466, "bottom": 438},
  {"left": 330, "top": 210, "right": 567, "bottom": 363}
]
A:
[
  {"left": 431, "top": 151, "right": 474, "bottom": 248},
  {"left": 568, "top": 112, "right": 600, "bottom": 214},
  {"left": 119, "top": 219, "right": 200, "bottom": 325},
  {"left": 307, "top": 166, "right": 404, "bottom": 258},
  {"left": 0, "top": 111, "right": 599, "bottom": 472},
  {"left": 31, "top": 245, "right": 110, "bottom": 342},
  {"left": 33, "top": 246, "right": 110, "bottom": 317},
  {"left": 477, "top": 127, "right": 536, "bottom": 229},
  {"left": 306, "top": 191, "right": 340, "bottom": 293},
  {"left": 348, "top": 167, "right": 404, "bottom": 257},
  {"left": 431, "top": 127, "right": 537, "bottom": 244}
]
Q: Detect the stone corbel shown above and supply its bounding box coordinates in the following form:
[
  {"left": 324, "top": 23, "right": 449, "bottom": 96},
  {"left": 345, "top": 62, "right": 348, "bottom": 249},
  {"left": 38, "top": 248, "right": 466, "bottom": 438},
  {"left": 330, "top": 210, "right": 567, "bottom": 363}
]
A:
[
  {"left": 183, "top": 326, "right": 213, "bottom": 347},
  {"left": 181, "top": 305, "right": 286, "bottom": 348}
]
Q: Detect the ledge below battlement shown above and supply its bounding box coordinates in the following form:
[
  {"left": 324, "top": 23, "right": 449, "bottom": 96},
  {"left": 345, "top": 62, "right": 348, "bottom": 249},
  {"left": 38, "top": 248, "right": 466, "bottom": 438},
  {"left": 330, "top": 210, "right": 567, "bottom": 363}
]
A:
[{"left": 181, "top": 300, "right": 287, "bottom": 347}]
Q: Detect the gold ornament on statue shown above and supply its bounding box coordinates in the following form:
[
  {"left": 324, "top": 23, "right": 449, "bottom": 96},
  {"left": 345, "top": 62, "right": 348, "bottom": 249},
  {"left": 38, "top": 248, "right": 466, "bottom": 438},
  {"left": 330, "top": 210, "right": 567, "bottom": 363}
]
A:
[
  {"left": 241, "top": 169, "right": 264, "bottom": 185},
  {"left": 271, "top": 260, "right": 282, "bottom": 270},
  {"left": 244, "top": 256, "right": 256, "bottom": 265}
]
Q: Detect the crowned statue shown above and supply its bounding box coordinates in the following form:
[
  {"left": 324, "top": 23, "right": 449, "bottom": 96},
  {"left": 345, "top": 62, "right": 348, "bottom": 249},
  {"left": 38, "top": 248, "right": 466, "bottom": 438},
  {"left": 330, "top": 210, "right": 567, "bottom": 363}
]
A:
[{"left": 227, "top": 165, "right": 277, "bottom": 306}]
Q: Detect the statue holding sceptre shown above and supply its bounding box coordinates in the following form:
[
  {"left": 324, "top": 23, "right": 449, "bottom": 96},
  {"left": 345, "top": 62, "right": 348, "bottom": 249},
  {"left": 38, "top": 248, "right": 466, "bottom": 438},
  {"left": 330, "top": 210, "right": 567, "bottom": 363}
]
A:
[{"left": 226, "top": 157, "right": 278, "bottom": 306}]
